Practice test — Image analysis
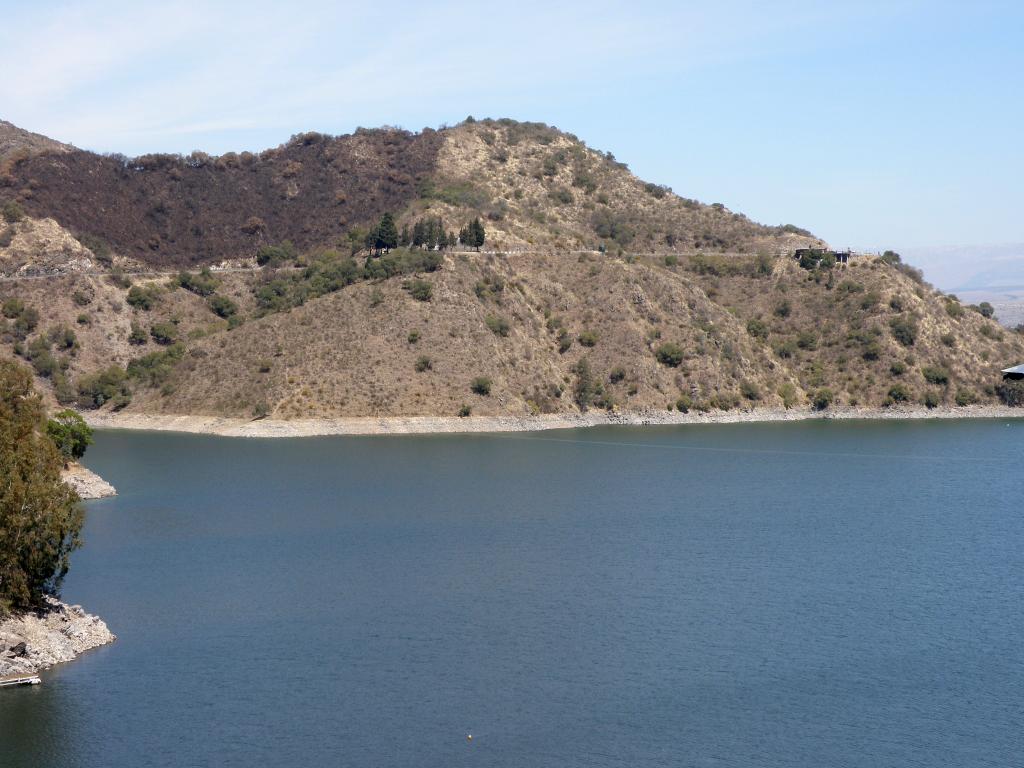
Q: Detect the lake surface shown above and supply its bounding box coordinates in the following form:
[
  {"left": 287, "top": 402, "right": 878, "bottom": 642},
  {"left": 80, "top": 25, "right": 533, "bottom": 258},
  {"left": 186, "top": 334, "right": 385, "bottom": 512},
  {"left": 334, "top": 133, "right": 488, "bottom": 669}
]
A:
[{"left": 2, "top": 420, "right": 1023, "bottom": 767}]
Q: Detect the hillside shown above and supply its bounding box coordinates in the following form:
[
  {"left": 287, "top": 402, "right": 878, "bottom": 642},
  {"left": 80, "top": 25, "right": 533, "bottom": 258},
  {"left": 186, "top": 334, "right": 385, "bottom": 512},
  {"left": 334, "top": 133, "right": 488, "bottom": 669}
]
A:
[
  {"left": 0, "top": 119, "right": 818, "bottom": 267},
  {"left": 1, "top": 118, "right": 1022, "bottom": 422}
]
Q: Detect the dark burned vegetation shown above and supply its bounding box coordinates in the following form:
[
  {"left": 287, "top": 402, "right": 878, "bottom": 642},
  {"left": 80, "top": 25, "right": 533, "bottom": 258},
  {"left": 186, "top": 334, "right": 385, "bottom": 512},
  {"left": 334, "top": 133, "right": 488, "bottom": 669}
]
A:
[{"left": 2, "top": 128, "right": 445, "bottom": 267}]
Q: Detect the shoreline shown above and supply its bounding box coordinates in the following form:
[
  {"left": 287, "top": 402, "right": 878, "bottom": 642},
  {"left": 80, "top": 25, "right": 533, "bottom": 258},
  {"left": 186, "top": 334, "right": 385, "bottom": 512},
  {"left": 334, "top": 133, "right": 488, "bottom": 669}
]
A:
[
  {"left": 1, "top": 598, "right": 115, "bottom": 678},
  {"left": 83, "top": 405, "right": 1023, "bottom": 438},
  {"left": 62, "top": 462, "right": 117, "bottom": 499}
]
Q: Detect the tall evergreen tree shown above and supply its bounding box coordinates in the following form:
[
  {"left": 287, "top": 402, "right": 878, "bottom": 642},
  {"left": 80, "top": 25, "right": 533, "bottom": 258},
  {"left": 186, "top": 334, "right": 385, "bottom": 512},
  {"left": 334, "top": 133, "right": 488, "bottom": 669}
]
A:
[{"left": 374, "top": 213, "right": 399, "bottom": 253}]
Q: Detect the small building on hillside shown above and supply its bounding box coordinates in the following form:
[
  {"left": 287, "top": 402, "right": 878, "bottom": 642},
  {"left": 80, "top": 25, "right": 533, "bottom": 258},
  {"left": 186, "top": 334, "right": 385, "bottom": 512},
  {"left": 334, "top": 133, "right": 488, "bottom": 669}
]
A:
[
  {"left": 1002, "top": 364, "right": 1024, "bottom": 380},
  {"left": 793, "top": 248, "right": 853, "bottom": 265}
]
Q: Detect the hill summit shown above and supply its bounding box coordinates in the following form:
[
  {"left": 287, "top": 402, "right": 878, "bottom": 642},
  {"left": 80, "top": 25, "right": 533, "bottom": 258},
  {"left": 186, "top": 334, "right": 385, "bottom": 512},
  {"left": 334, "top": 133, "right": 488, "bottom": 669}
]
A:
[{"left": 0, "top": 117, "right": 1022, "bottom": 423}]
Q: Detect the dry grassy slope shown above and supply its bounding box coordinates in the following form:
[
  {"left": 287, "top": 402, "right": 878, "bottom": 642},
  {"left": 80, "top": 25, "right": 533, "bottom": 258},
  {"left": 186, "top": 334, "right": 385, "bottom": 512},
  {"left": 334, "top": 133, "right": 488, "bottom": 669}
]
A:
[
  {"left": 408, "top": 120, "right": 823, "bottom": 254},
  {"left": 682, "top": 255, "right": 1024, "bottom": 405},
  {"left": 2, "top": 244, "right": 1022, "bottom": 418},
  {"left": 121, "top": 251, "right": 797, "bottom": 418}
]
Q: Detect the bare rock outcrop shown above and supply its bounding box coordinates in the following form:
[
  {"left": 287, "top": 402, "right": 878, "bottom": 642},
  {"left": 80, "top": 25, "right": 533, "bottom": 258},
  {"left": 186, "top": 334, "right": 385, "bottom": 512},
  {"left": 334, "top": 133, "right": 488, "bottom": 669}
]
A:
[
  {"left": 62, "top": 463, "right": 117, "bottom": 499},
  {"left": 0, "top": 598, "right": 115, "bottom": 677}
]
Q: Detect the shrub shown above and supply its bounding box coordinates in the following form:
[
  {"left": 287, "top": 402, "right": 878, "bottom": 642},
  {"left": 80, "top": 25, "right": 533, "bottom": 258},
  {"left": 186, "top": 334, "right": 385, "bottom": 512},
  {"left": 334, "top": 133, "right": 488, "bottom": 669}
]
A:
[
  {"left": 209, "top": 295, "right": 238, "bottom": 318},
  {"left": 1, "top": 200, "right": 25, "bottom": 224},
  {"left": 889, "top": 296, "right": 905, "bottom": 311},
  {"left": 774, "top": 339, "right": 798, "bottom": 359},
  {"left": 408, "top": 280, "right": 433, "bottom": 302},
  {"left": 128, "top": 321, "right": 148, "bottom": 345},
  {"left": 774, "top": 299, "right": 792, "bottom": 318},
  {"left": 177, "top": 267, "right": 219, "bottom": 296},
  {"left": 955, "top": 388, "right": 979, "bottom": 406},
  {"left": 945, "top": 300, "right": 965, "bottom": 318},
  {"left": 0, "top": 227, "right": 12, "bottom": 247},
  {"left": 126, "top": 285, "right": 161, "bottom": 311},
  {"left": 415, "top": 356, "right": 432, "bottom": 372},
  {"left": 923, "top": 391, "right": 941, "bottom": 408},
  {"left": 887, "top": 384, "right": 912, "bottom": 404},
  {"left": 740, "top": 380, "right": 761, "bottom": 401},
  {"left": 578, "top": 330, "right": 598, "bottom": 347},
  {"left": 72, "top": 290, "right": 92, "bottom": 307},
  {"left": 3, "top": 298, "right": 25, "bottom": 318},
  {"left": 979, "top": 324, "right": 1002, "bottom": 340},
  {"left": 407, "top": 330, "right": 420, "bottom": 344},
  {"left": 709, "top": 392, "right": 740, "bottom": 411},
  {"left": 609, "top": 366, "right": 626, "bottom": 384},
  {"left": 485, "top": 315, "right": 511, "bottom": 337},
  {"left": 149, "top": 322, "right": 178, "bottom": 345},
  {"left": 76, "top": 365, "right": 131, "bottom": 409},
  {"left": 778, "top": 382, "right": 799, "bottom": 409},
  {"left": 890, "top": 361, "right": 907, "bottom": 376},
  {"left": 675, "top": 394, "right": 693, "bottom": 413},
  {"left": 458, "top": 404, "right": 472, "bottom": 417},
  {"left": 860, "top": 291, "right": 881, "bottom": 310},
  {"left": 977, "top": 302, "right": 995, "bottom": 318},
  {"left": 256, "top": 241, "right": 297, "bottom": 267},
  {"left": 837, "top": 280, "right": 865, "bottom": 295},
  {"left": 549, "top": 186, "right": 573, "bottom": 205},
  {"left": 797, "top": 330, "right": 818, "bottom": 351},
  {"left": 654, "top": 342, "right": 683, "bottom": 367},
  {"left": 470, "top": 377, "right": 492, "bottom": 396},
  {"left": 921, "top": 366, "right": 950, "bottom": 385},
  {"left": 940, "top": 333, "right": 956, "bottom": 348},
  {"left": 889, "top": 315, "right": 917, "bottom": 347},
  {"left": 812, "top": 387, "right": 835, "bottom": 410},
  {"left": 996, "top": 380, "right": 1024, "bottom": 407},
  {"left": 126, "top": 344, "right": 184, "bottom": 388},
  {"left": 746, "top": 318, "right": 769, "bottom": 340},
  {"left": 664, "top": 254, "right": 678, "bottom": 267}
]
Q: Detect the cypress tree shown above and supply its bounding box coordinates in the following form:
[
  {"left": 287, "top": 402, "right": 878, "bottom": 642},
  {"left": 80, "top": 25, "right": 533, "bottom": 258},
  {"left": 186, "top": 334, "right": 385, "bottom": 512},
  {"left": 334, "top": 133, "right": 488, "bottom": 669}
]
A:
[{"left": 374, "top": 213, "right": 398, "bottom": 253}]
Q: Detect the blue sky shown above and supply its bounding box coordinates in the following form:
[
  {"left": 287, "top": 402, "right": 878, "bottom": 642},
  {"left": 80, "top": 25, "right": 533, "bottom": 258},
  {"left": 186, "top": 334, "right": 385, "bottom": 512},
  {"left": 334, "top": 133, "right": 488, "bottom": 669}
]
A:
[{"left": 1, "top": 1, "right": 1022, "bottom": 255}]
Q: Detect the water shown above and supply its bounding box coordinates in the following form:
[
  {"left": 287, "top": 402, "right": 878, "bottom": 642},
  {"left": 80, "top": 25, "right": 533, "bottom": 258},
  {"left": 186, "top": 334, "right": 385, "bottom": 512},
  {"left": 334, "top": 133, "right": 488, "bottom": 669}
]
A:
[{"left": 2, "top": 420, "right": 1023, "bottom": 767}]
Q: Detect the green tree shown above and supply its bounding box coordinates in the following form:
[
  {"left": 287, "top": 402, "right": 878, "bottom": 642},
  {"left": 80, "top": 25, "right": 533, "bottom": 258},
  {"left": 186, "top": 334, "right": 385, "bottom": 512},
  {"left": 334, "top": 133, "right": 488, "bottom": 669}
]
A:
[
  {"left": 460, "top": 217, "right": 486, "bottom": 249},
  {"left": 374, "top": 213, "right": 399, "bottom": 253},
  {"left": 45, "top": 409, "right": 93, "bottom": 462},
  {"left": 0, "top": 361, "right": 84, "bottom": 613}
]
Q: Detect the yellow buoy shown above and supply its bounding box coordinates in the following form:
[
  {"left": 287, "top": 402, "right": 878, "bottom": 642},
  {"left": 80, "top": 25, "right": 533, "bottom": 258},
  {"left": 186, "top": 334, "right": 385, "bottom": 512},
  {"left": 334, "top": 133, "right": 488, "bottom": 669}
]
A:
[{"left": 467, "top": 734, "right": 473, "bottom": 742}]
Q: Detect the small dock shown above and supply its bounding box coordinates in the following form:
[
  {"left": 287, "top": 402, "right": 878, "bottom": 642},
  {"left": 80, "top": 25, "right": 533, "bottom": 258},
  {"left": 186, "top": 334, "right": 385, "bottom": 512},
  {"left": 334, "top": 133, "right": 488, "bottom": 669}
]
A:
[{"left": 0, "top": 674, "right": 42, "bottom": 688}]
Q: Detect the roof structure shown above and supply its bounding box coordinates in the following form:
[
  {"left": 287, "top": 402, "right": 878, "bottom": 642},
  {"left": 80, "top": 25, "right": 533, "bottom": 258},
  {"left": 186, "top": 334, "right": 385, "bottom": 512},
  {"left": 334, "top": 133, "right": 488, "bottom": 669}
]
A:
[{"left": 1002, "top": 364, "right": 1024, "bottom": 377}]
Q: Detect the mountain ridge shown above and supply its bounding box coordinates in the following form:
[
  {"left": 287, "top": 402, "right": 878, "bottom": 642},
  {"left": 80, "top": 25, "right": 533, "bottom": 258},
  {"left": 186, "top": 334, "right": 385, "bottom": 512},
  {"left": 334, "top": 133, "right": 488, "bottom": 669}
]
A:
[{"left": 1, "top": 118, "right": 1022, "bottom": 421}]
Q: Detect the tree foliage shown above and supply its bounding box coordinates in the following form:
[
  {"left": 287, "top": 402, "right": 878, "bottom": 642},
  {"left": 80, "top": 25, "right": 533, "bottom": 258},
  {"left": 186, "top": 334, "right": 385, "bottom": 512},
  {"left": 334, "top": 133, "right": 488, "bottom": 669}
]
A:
[
  {"left": 0, "top": 361, "right": 84, "bottom": 613},
  {"left": 45, "top": 409, "right": 93, "bottom": 462},
  {"left": 459, "top": 217, "right": 486, "bottom": 249}
]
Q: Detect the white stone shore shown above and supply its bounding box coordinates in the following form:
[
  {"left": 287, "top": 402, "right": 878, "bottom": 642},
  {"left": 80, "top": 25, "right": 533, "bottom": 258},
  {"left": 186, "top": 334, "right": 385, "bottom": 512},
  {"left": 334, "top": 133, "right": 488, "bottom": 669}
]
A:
[
  {"left": 61, "top": 462, "right": 117, "bottom": 499},
  {"left": 83, "top": 404, "right": 1023, "bottom": 438},
  {"left": 0, "top": 598, "right": 115, "bottom": 677}
]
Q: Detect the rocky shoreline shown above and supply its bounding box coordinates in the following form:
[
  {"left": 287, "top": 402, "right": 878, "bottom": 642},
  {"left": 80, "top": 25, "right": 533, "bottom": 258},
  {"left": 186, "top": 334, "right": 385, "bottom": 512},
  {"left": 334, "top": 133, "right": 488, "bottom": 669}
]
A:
[
  {"left": 61, "top": 462, "right": 117, "bottom": 499},
  {"left": 83, "top": 404, "right": 1023, "bottom": 438},
  {"left": 1, "top": 598, "right": 115, "bottom": 678}
]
